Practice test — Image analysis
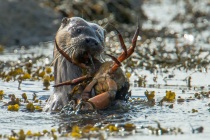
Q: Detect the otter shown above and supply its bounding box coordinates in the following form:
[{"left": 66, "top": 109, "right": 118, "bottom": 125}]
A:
[{"left": 43, "top": 17, "right": 105, "bottom": 112}]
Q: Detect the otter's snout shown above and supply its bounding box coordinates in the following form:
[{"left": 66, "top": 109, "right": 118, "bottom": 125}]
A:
[
  {"left": 85, "top": 37, "right": 98, "bottom": 46},
  {"left": 82, "top": 37, "right": 101, "bottom": 50}
]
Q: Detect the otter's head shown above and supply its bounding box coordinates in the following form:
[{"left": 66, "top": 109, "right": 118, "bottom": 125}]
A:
[{"left": 55, "top": 17, "right": 105, "bottom": 68}]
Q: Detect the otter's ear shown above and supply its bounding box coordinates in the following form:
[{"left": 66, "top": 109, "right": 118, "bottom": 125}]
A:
[{"left": 61, "top": 17, "right": 69, "bottom": 25}]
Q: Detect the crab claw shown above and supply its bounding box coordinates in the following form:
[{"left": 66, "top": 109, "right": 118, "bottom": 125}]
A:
[
  {"left": 88, "top": 78, "right": 117, "bottom": 109},
  {"left": 88, "top": 92, "right": 111, "bottom": 109}
]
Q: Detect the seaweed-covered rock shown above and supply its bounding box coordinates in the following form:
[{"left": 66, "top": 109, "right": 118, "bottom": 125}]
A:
[{"left": 41, "top": 0, "right": 147, "bottom": 25}]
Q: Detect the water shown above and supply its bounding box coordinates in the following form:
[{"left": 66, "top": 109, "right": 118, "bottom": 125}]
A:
[{"left": 1, "top": 47, "right": 210, "bottom": 139}]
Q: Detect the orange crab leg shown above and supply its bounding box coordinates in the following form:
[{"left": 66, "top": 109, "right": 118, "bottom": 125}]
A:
[
  {"left": 105, "top": 53, "right": 122, "bottom": 67},
  {"left": 54, "top": 39, "right": 88, "bottom": 69},
  {"left": 109, "top": 26, "right": 140, "bottom": 73},
  {"left": 81, "top": 79, "right": 98, "bottom": 100},
  {"left": 53, "top": 75, "right": 90, "bottom": 87},
  {"left": 110, "top": 24, "right": 127, "bottom": 56},
  {"left": 118, "top": 25, "right": 140, "bottom": 62},
  {"left": 88, "top": 78, "right": 117, "bottom": 109}
]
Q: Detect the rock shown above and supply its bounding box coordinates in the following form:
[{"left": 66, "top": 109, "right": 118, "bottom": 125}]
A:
[{"left": 0, "top": 0, "right": 61, "bottom": 47}]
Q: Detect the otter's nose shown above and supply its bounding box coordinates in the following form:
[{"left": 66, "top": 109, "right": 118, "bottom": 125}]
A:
[{"left": 85, "top": 38, "right": 99, "bottom": 46}]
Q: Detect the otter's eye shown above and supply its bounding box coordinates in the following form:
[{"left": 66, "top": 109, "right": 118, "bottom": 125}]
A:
[
  {"left": 77, "top": 29, "right": 81, "bottom": 33},
  {"left": 62, "top": 17, "right": 68, "bottom": 25}
]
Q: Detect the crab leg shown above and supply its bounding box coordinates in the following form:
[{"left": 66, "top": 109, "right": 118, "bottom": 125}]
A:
[
  {"left": 53, "top": 75, "right": 90, "bottom": 87},
  {"left": 118, "top": 25, "right": 140, "bottom": 62},
  {"left": 110, "top": 24, "right": 127, "bottom": 56},
  {"left": 54, "top": 39, "right": 88, "bottom": 69},
  {"left": 109, "top": 26, "right": 140, "bottom": 73},
  {"left": 81, "top": 79, "right": 98, "bottom": 100},
  {"left": 105, "top": 53, "right": 122, "bottom": 66},
  {"left": 88, "top": 78, "right": 117, "bottom": 109}
]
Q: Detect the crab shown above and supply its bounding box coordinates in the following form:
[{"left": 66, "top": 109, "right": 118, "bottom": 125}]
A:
[{"left": 54, "top": 25, "right": 140, "bottom": 110}]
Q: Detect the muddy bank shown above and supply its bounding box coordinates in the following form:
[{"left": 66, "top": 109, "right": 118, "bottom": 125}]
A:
[{"left": 0, "top": 0, "right": 61, "bottom": 47}]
